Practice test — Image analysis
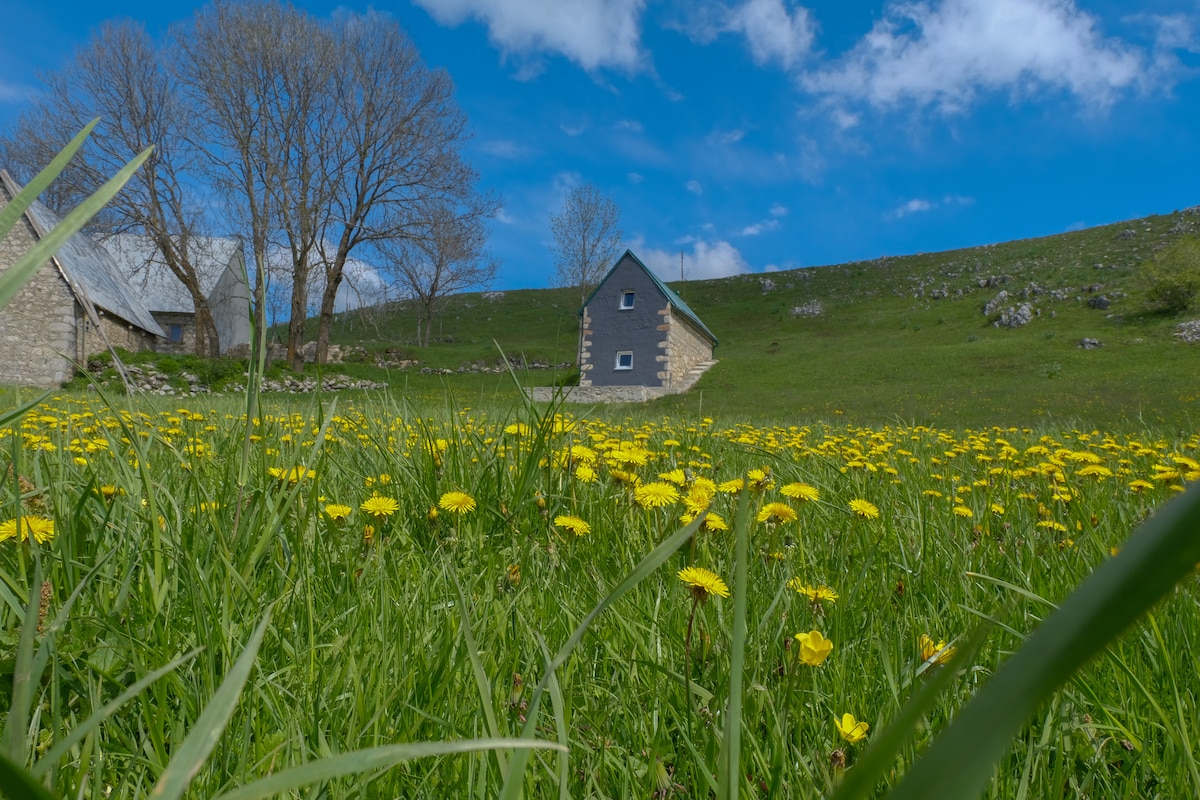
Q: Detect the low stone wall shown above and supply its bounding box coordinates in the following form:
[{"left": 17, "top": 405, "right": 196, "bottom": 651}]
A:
[{"left": 528, "top": 385, "right": 672, "bottom": 404}]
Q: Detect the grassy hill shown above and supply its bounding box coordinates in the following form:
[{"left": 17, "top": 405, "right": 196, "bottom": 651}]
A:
[{"left": 314, "top": 207, "right": 1200, "bottom": 428}]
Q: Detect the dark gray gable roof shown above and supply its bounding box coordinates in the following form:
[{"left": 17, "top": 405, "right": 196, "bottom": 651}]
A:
[
  {"left": 580, "top": 249, "right": 718, "bottom": 344},
  {"left": 0, "top": 171, "right": 164, "bottom": 337}
]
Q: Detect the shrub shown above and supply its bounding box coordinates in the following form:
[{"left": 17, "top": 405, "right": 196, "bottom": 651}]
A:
[{"left": 1143, "top": 236, "right": 1200, "bottom": 313}]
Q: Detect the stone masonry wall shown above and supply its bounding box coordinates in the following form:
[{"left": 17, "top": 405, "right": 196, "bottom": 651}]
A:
[
  {"left": 150, "top": 312, "right": 195, "bottom": 355},
  {"left": 0, "top": 190, "right": 79, "bottom": 387},
  {"left": 89, "top": 313, "right": 157, "bottom": 358},
  {"left": 577, "top": 306, "right": 593, "bottom": 386},
  {"left": 666, "top": 310, "right": 714, "bottom": 385}
]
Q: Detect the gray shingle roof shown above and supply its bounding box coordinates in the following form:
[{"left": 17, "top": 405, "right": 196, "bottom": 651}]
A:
[
  {"left": 1, "top": 171, "right": 164, "bottom": 337},
  {"left": 103, "top": 234, "right": 244, "bottom": 314}
]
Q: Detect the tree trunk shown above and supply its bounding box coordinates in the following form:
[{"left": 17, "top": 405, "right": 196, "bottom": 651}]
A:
[
  {"left": 287, "top": 269, "right": 308, "bottom": 372},
  {"left": 193, "top": 303, "right": 221, "bottom": 358}
]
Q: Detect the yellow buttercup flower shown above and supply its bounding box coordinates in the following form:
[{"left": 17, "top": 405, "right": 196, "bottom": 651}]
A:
[
  {"left": 836, "top": 713, "right": 869, "bottom": 744},
  {"left": 794, "top": 630, "right": 833, "bottom": 666},
  {"left": 919, "top": 634, "right": 956, "bottom": 666}
]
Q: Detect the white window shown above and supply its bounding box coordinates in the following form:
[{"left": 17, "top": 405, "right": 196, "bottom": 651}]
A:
[
  {"left": 620, "top": 291, "right": 635, "bottom": 310},
  {"left": 615, "top": 350, "right": 633, "bottom": 370}
]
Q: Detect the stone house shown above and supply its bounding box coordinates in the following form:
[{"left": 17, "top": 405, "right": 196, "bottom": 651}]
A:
[
  {"left": 578, "top": 250, "right": 717, "bottom": 389},
  {"left": 104, "top": 234, "right": 251, "bottom": 355},
  {"left": 0, "top": 170, "right": 165, "bottom": 387}
]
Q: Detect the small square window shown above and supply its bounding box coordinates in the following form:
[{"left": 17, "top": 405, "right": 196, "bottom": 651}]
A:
[
  {"left": 615, "top": 350, "right": 633, "bottom": 370},
  {"left": 168, "top": 324, "right": 184, "bottom": 344},
  {"left": 620, "top": 291, "right": 635, "bottom": 310}
]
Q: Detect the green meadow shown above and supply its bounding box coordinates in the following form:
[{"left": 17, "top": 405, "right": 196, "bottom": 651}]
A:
[
  {"left": 2, "top": 387, "right": 1199, "bottom": 798},
  {"left": 3, "top": 209, "right": 1200, "bottom": 798}
]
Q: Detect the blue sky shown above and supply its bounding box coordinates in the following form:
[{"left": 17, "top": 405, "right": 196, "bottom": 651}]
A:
[{"left": 2, "top": 0, "right": 1199, "bottom": 289}]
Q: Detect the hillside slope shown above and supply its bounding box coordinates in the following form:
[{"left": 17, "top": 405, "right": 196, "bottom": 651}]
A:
[{"left": 320, "top": 208, "right": 1200, "bottom": 427}]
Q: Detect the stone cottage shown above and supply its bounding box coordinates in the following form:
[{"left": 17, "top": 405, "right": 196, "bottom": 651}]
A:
[
  {"left": 578, "top": 250, "right": 717, "bottom": 390},
  {"left": 0, "top": 170, "right": 164, "bottom": 387},
  {"left": 104, "top": 234, "right": 251, "bottom": 355}
]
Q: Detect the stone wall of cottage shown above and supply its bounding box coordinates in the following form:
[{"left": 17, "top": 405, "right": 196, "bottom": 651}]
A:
[
  {"left": 0, "top": 197, "right": 79, "bottom": 387},
  {"left": 89, "top": 313, "right": 158, "bottom": 357},
  {"left": 665, "top": 310, "right": 714, "bottom": 386},
  {"left": 150, "top": 312, "right": 195, "bottom": 355}
]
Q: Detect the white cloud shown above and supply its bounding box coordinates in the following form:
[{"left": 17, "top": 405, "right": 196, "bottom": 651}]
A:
[
  {"left": 413, "top": 0, "right": 646, "bottom": 72},
  {"left": 559, "top": 122, "right": 587, "bottom": 136},
  {"left": 769, "top": 203, "right": 788, "bottom": 216},
  {"left": 888, "top": 198, "right": 933, "bottom": 219},
  {"left": 686, "top": 179, "right": 704, "bottom": 195},
  {"left": 741, "top": 218, "right": 781, "bottom": 236},
  {"left": 0, "top": 78, "right": 27, "bottom": 103},
  {"left": 633, "top": 236, "right": 751, "bottom": 280},
  {"left": 479, "top": 139, "right": 530, "bottom": 158},
  {"left": 1064, "top": 220, "right": 1087, "bottom": 232},
  {"left": 707, "top": 127, "right": 746, "bottom": 146},
  {"left": 727, "top": 0, "right": 816, "bottom": 68},
  {"left": 615, "top": 118, "right": 644, "bottom": 132},
  {"left": 495, "top": 206, "right": 518, "bottom": 224},
  {"left": 943, "top": 194, "right": 974, "bottom": 206},
  {"left": 627, "top": 172, "right": 644, "bottom": 184},
  {"left": 803, "top": 0, "right": 1153, "bottom": 112}
]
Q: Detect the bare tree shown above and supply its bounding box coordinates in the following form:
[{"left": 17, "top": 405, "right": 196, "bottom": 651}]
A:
[
  {"left": 176, "top": 1, "right": 339, "bottom": 371},
  {"left": 0, "top": 21, "right": 223, "bottom": 355},
  {"left": 549, "top": 183, "right": 623, "bottom": 306},
  {"left": 310, "top": 11, "right": 482, "bottom": 364},
  {"left": 380, "top": 198, "right": 498, "bottom": 347}
]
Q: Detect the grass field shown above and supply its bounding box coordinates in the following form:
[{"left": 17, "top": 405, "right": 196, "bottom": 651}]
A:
[
  {"left": 2, "top": 387, "right": 1198, "bottom": 797},
  {"left": 286, "top": 207, "right": 1200, "bottom": 429}
]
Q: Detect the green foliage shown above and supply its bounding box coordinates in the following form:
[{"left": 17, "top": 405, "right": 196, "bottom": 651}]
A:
[{"left": 1143, "top": 236, "right": 1200, "bottom": 313}]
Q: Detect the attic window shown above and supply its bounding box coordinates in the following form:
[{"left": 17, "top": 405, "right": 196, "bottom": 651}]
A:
[
  {"left": 615, "top": 350, "right": 633, "bottom": 370},
  {"left": 619, "top": 291, "right": 635, "bottom": 310}
]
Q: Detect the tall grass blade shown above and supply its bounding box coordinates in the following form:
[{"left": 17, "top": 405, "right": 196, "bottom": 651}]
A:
[
  {"left": 0, "top": 120, "right": 96, "bottom": 243},
  {"left": 148, "top": 611, "right": 272, "bottom": 800},
  {"left": 2, "top": 557, "right": 42, "bottom": 763},
  {"left": 717, "top": 485, "right": 751, "bottom": 800},
  {"left": 885, "top": 483, "right": 1200, "bottom": 800},
  {"left": 0, "top": 749, "right": 55, "bottom": 800},
  {"left": 212, "top": 738, "right": 567, "bottom": 800},
  {"left": 0, "top": 137, "right": 152, "bottom": 310},
  {"left": 452, "top": 571, "right": 508, "bottom": 777},
  {"left": 32, "top": 649, "right": 202, "bottom": 777},
  {"left": 500, "top": 513, "right": 705, "bottom": 800}
]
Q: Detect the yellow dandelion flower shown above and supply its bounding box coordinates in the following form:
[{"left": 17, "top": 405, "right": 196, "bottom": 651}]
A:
[
  {"left": 658, "top": 468, "right": 687, "bottom": 485},
  {"left": 787, "top": 579, "right": 838, "bottom": 604},
  {"left": 439, "top": 491, "right": 477, "bottom": 514},
  {"left": 757, "top": 502, "right": 798, "bottom": 524},
  {"left": 849, "top": 498, "right": 880, "bottom": 519},
  {"left": 0, "top": 516, "right": 56, "bottom": 544},
  {"left": 360, "top": 495, "right": 399, "bottom": 518},
  {"left": 836, "top": 713, "right": 869, "bottom": 744},
  {"left": 635, "top": 482, "right": 680, "bottom": 509},
  {"left": 323, "top": 503, "right": 353, "bottom": 522},
  {"left": 678, "top": 566, "right": 730, "bottom": 601},
  {"left": 717, "top": 478, "right": 745, "bottom": 494},
  {"left": 575, "top": 464, "right": 597, "bottom": 482},
  {"left": 1127, "top": 479, "right": 1154, "bottom": 493},
  {"left": 554, "top": 515, "right": 590, "bottom": 536},
  {"left": 794, "top": 630, "right": 834, "bottom": 666},
  {"left": 268, "top": 466, "right": 315, "bottom": 484},
  {"left": 703, "top": 513, "right": 730, "bottom": 532},
  {"left": 952, "top": 505, "right": 973, "bottom": 518},
  {"left": 1037, "top": 520, "right": 1067, "bottom": 532},
  {"left": 780, "top": 482, "right": 820, "bottom": 502}
]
